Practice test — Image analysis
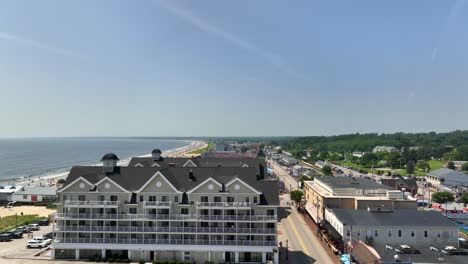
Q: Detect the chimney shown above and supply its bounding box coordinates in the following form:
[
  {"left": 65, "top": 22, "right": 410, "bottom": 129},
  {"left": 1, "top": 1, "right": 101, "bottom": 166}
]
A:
[{"left": 189, "top": 170, "right": 196, "bottom": 181}]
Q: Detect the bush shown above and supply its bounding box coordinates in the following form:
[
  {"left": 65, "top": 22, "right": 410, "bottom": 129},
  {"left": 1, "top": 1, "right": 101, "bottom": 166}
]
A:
[
  {"left": 96, "top": 258, "right": 102, "bottom": 263},
  {"left": 102, "top": 258, "right": 107, "bottom": 262},
  {"left": 108, "top": 258, "right": 114, "bottom": 263},
  {"left": 115, "top": 259, "right": 121, "bottom": 263},
  {"left": 139, "top": 260, "right": 145, "bottom": 264},
  {"left": 168, "top": 261, "right": 176, "bottom": 264}
]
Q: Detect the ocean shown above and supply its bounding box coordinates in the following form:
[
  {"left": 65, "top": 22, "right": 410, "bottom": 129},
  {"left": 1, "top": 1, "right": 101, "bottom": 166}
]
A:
[{"left": 0, "top": 138, "right": 192, "bottom": 184}]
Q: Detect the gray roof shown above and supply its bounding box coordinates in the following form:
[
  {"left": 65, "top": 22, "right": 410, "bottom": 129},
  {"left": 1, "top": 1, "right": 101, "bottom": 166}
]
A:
[
  {"left": 317, "top": 176, "right": 393, "bottom": 190},
  {"left": 428, "top": 168, "right": 468, "bottom": 187},
  {"left": 329, "top": 209, "right": 458, "bottom": 228},
  {"left": 14, "top": 186, "right": 56, "bottom": 196},
  {"left": 375, "top": 246, "right": 468, "bottom": 264},
  {"left": 128, "top": 157, "right": 267, "bottom": 175},
  {"left": 62, "top": 166, "right": 278, "bottom": 205}
]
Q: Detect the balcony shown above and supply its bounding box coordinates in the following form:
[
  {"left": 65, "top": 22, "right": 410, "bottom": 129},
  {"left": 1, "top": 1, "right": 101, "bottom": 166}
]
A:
[
  {"left": 63, "top": 200, "right": 119, "bottom": 208},
  {"left": 53, "top": 238, "right": 276, "bottom": 247},
  {"left": 143, "top": 201, "right": 172, "bottom": 208},
  {"left": 54, "top": 213, "right": 277, "bottom": 222},
  {"left": 197, "top": 202, "right": 251, "bottom": 209},
  {"left": 55, "top": 225, "right": 276, "bottom": 234}
]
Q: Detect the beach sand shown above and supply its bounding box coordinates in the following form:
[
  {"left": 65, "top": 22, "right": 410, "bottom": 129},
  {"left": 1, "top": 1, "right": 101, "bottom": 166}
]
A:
[{"left": 0, "top": 205, "right": 55, "bottom": 218}]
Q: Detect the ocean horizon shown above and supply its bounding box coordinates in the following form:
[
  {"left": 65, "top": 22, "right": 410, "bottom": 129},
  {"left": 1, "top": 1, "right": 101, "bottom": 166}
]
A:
[{"left": 0, "top": 137, "right": 193, "bottom": 184}]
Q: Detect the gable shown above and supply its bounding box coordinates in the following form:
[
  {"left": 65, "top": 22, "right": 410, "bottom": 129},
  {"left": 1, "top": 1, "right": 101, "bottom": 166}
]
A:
[
  {"left": 183, "top": 159, "right": 197, "bottom": 167},
  {"left": 187, "top": 178, "right": 222, "bottom": 193},
  {"left": 96, "top": 177, "right": 129, "bottom": 193},
  {"left": 226, "top": 178, "right": 261, "bottom": 194},
  {"left": 58, "top": 177, "right": 93, "bottom": 193},
  {"left": 138, "top": 171, "right": 181, "bottom": 193},
  {"left": 134, "top": 163, "right": 144, "bottom": 167}
]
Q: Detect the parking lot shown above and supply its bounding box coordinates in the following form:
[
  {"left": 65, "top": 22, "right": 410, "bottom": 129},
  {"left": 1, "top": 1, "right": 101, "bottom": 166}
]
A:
[{"left": 0, "top": 224, "right": 52, "bottom": 259}]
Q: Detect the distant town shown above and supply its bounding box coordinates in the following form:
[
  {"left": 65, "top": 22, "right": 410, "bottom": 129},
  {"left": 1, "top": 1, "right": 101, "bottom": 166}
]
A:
[{"left": 0, "top": 134, "right": 467, "bottom": 264}]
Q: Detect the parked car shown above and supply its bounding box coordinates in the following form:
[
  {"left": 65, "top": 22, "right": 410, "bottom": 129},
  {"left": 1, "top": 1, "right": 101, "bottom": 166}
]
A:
[
  {"left": 441, "top": 246, "right": 468, "bottom": 255},
  {"left": 17, "top": 226, "right": 32, "bottom": 233},
  {"left": 37, "top": 219, "right": 50, "bottom": 226},
  {"left": 32, "top": 236, "right": 52, "bottom": 245},
  {"left": 4, "top": 229, "right": 23, "bottom": 238},
  {"left": 43, "top": 232, "right": 53, "bottom": 240},
  {"left": 27, "top": 224, "right": 40, "bottom": 231},
  {"left": 394, "top": 245, "right": 421, "bottom": 254},
  {"left": 0, "top": 234, "right": 12, "bottom": 242},
  {"left": 26, "top": 240, "right": 47, "bottom": 248}
]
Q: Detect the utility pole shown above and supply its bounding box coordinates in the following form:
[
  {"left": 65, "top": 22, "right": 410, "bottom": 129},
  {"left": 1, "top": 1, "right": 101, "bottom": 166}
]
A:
[
  {"left": 15, "top": 213, "right": 18, "bottom": 228},
  {"left": 286, "top": 239, "right": 289, "bottom": 260}
]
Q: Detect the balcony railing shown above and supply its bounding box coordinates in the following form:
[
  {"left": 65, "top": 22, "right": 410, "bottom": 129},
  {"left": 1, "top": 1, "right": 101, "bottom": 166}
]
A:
[
  {"left": 63, "top": 200, "right": 119, "bottom": 207},
  {"left": 197, "top": 202, "right": 251, "bottom": 208},
  {"left": 53, "top": 238, "right": 276, "bottom": 247},
  {"left": 55, "top": 226, "right": 276, "bottom": 234},
  {"left": 54, "top": 213, "right": 277, "bottom": 221},
  {"left": 143, "top": 201, "right": 172, "bottom": 208}
]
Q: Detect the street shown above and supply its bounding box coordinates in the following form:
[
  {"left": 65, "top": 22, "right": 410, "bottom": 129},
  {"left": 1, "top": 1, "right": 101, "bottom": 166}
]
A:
[{"left": 271, "top": 160, "right": 336, "bottom": 264}]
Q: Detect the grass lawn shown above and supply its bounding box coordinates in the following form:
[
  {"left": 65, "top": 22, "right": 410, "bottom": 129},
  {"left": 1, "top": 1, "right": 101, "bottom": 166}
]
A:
[
  {"left": 340, "top": 161, "right": 370, "bottom": 172},
  {"left": 187, "top": 142, "right": 215, "bottom": 155},
  {"left": 0, "top": 214, "right": 44, "bottom": 233},
  {"left": 427, "top": 160, "right": 443, "bottom": 171}
]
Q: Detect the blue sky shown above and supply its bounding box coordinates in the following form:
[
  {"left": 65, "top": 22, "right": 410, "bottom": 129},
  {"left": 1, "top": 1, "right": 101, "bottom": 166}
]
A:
[{"left": 1, "top": 0, "right": 467, "bottom": 137}]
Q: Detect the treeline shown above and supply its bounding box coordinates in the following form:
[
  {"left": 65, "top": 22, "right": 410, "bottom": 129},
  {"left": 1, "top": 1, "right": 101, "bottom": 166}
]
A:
[{"left": 264, "top": 130, "right": 468, "bottom": 161}]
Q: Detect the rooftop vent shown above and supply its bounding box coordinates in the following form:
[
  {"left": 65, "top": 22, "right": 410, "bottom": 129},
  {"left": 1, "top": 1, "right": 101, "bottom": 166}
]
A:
[{"left": 169, "top": 163, "right": 176, "bottom": 167}]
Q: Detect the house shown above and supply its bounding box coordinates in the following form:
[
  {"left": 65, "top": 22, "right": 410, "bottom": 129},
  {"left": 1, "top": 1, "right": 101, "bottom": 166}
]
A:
[
  {"left": 0, "top": 185, "right": 22, "bottom": 202},
  {"left": 372, "top": 146, "right": 398, "bottom": 153},
  {"left": 378, "top": 177, "right": 418, "bottom": 197},
  {"left": 12, "top": 186, "right": 56, "bottom": 203},
  {"left": 452, "top": 161, "right": 468, "bottom": 171},
  {"left": 426, "top": 168, "right": 468, "bottom": 188},
  {"left": 303, "top": 177, "right": 415, "bottom": 223},
  {"left": 53, "top": 153, "right": 279, "bottom": 263},
  {"left": 315, "top": 160, "right": 327, "bottom": 169},
  {"left": 352, "top": 152, "right": 365, "bottom": 158}
]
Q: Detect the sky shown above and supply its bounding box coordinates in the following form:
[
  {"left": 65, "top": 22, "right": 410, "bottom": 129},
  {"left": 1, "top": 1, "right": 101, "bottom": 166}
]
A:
[{"left": 1, "top": 0, "right": 468, "bottom": 137}]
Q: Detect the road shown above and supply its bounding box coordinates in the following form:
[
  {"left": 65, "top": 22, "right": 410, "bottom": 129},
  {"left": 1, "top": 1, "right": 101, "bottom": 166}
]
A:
[{"left": 270, "top": 159, "right": 336, "bottom": 264}]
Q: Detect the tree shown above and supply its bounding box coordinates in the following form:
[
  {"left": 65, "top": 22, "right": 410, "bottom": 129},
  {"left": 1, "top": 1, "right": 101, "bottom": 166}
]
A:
[
  {"left": 406, "top": 161, "right": 415, "bottom": 174},
  {"left": 299, "top": 175, "right": 312, "bottom": 188},
  {"left": 277, "top": 149, "right": 283, "bottom": 154},
  {"left": 462, "top": 162, "right": 468, "bottom": 172},
  {"left": 322, "top": 165, "right": 333, "bottom": 176},
  {"left": 432, "top": 191, "right": 455, "bottom": 213},
  {"left": 417, "top": 161, "right": 431, "bottom": 172},
  {"left": 454, "top": 145, "right": 468, "bottom": 160},
  {"left": 360, "top": 153, "right": 378, "bottom": 167},
  {"left": 290, "top": 190, "right": 304, "bottom": 206},
  {"left": 56, "top": 178, "right": 66, "bottom": 185},
  {"left": 447, "top": 161, "right": 456, "bottom": 170},
  {"left": 459, "top": 192, "right": 468, "bottom": 206},
  {"left": 240, "top": 146, "right": 248, "bottom": 153}
]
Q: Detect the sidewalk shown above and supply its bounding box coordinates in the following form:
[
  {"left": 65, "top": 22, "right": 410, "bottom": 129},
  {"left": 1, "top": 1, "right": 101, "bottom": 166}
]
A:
[{"left": 301, "top": 211, "right": 341, "bottom": 263}]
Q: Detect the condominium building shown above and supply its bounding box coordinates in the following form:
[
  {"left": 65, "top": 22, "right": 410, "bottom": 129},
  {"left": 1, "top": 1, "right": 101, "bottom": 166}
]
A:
[{"left": 53, "top": 153, "right": 279, "bottom": 263}]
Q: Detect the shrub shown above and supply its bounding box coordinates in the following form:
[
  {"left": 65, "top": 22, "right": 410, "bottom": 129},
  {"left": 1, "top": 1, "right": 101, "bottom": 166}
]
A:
[
  {"left": 139, "top": 260, "right": 145, "bottom": 264},
  {"left": 96, "top": 258, "right": 102, "bottom": 263},
  {"left": 115, "top": 259, "right": 121, "bottom": 263},
  {"left": 102, "top": 258, "right": 107, "bottom": 262},
  {"left": 108, "top": 258, "right": 114, "bottom": 263},
  {"left": 168, "top": 261, "right": 176, "bottom": 264},
  {"left": 123, "top": 259, "right": 130, "bottom": 263}
]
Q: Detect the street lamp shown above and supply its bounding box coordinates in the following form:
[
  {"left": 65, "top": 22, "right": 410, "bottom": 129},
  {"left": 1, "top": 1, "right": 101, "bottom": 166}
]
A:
[{"left": 286, "top": 239, "right": 288, "bottom": 260}]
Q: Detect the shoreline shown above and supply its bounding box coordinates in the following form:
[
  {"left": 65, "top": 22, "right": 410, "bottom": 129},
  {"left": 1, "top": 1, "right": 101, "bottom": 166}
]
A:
[{"left": 1, "top": 140, "right": 206, "bottom": 187}]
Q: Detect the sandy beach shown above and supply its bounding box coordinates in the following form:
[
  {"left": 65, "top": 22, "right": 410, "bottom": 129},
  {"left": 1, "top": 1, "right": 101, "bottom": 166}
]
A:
[{"left": 0, "top": 205, "right": 55, "bottom": 218}]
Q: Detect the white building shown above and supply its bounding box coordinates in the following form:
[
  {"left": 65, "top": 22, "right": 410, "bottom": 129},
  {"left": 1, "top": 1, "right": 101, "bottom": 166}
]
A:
[
  {"left": 372, "top": 146, "right": 398, "bottom": 153},
  {"left": 324, "top": 208, "right": 459, "bottom": 249},
  {"left": 0, "top": 185, "right": 22, "bottom": 202},
  {"left": 53, "top": 152, "right": 279, "bottom": 263},
  {"left": 12, "top": 186, "right": 56, "bottom": 203}
]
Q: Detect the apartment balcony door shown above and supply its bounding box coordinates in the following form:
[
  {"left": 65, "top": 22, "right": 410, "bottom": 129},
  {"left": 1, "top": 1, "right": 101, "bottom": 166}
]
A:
[{"left": 225, "top": 252, "right": 234, "bottom": 263}]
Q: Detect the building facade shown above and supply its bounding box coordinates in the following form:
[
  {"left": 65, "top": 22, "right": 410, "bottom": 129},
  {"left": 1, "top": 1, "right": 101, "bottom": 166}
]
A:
[
  {"left": 53, "top": 153, "right": 279, "bottom": 263},
  {"left": 324, "top": 208, "right": 459, "bottom": 248},
  {"left": 303, "top": 177, "right": 416, "bottom": 223}
]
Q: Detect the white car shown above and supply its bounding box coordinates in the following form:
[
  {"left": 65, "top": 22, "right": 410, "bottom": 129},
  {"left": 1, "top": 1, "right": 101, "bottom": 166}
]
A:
[
  {"left": 27, "top": 224, "right": 40, "bottom": 231},
  {"left": 26, "top": 240, "right": 47, "bottom": 248},
  {"left": 30, "top": 237, "right": 52, "bottom": 245}
]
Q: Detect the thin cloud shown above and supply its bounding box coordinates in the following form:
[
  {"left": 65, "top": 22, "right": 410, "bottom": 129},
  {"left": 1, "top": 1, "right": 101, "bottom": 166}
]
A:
[
  {"left": 153, "top": 0, "right": 303, "bottom": 79},
  {"left": 432, "top": 0, "right": 465, "bottom": 62},
  {"left": 0, "top": 32, "right": 83, "bottom": 59}
]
